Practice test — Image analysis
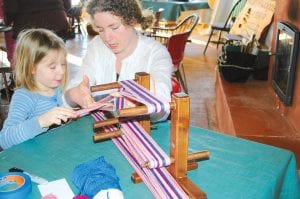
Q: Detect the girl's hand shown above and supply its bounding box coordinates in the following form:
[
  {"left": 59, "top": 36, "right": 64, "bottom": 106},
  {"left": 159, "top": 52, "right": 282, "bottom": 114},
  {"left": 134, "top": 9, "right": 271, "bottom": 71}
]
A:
[{"left": 38, "top": 107, "right": 78, "bottom": 128}]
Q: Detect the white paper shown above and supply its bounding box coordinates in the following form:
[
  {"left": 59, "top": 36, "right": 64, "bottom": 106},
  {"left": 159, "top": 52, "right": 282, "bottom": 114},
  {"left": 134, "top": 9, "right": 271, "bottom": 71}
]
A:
[{"left": 38, "top": 178, "right": 74, "bottom": 199}]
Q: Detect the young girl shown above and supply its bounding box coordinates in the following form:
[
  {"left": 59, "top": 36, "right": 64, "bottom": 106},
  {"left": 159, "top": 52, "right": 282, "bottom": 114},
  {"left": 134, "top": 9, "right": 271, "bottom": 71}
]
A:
[{"left": 0, "top": 28, "right": 77, "bottom": 150}]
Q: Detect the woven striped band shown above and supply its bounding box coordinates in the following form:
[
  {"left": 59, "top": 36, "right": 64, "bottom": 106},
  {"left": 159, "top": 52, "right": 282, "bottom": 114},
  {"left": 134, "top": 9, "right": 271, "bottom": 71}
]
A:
[{"left": 92, "top": 80, "right": 188, "bottom": 198}]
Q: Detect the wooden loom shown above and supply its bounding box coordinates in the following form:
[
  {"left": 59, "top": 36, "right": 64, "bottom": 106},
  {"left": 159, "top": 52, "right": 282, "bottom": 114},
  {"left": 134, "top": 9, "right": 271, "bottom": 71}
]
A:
[{"left": 90, "top": 72, "right": 209, "bottom": 199}]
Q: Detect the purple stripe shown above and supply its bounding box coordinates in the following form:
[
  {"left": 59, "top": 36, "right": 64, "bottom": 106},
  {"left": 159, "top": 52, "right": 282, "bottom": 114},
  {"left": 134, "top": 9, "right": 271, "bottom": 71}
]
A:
[
  {"left": 93, "top": 110, "right": 188, "bottom": 198},
  {"left": 125, "top": 122, "right": 166, "bottom": 167},
  {"left": 116, "top": 86, "right": 168, "bottom": 167},
  {"left": 150, "top": 169, "right": 174, "bottom": 197},
  {"left": 124, "top": 80, "right": 163, "bottom": 112},
  {"left": 113, "top": 133, "right": 161, "bottom": 197},
  {"left": 156, "top": 168, "right": 184, "bottom": 198},
  {"left": 120, "top": 80, "right": 165, "bottom": 113},
  {"left": 130, "top": 121, "right": 168, "bottom": 167}
]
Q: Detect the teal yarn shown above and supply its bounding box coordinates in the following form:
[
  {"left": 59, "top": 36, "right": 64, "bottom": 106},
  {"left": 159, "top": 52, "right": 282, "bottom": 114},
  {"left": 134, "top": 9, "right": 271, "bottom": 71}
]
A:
[{"left": 71, "top": 156, "right": 121, "bottom": 198}]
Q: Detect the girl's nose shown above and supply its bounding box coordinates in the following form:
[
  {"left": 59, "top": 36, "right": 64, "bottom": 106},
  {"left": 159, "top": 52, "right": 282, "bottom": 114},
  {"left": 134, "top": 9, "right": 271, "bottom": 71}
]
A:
[{"left": 57, "top": 65, "right": 65, "bottom": 75}]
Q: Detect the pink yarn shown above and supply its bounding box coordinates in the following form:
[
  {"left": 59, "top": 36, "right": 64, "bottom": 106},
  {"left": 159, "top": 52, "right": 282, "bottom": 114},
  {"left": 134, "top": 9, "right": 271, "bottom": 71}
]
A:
[
  {"left": 73, "top": 195, "right": 89, "bottom": 199},
  {"left": 42, "top": 194, "right": 58, "bottom": 199}
]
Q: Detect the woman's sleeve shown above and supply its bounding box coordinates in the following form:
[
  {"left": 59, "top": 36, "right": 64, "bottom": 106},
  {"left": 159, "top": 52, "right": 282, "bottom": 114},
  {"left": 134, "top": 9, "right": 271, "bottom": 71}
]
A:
[
  {"left": 148, "top": 43, "right": 173, "bottom": 122},
  {"left": 81, "top": 39, "right": 100, "bottom": 86},
  {"left": 0, "top": 91, "right": 46, "bottom": 149},
  {"left": 149, "top": 43, "right": 173, "bottom": 102}
]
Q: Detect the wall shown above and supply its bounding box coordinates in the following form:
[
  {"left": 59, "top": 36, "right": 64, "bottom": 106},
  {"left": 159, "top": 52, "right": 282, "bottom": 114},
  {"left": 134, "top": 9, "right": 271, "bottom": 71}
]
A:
[
  {"left": 268, "top": 0, "right": 300, "bottom": 132},
  {"left": 208, "top": 0, "right": 235, "bottom": 25}
]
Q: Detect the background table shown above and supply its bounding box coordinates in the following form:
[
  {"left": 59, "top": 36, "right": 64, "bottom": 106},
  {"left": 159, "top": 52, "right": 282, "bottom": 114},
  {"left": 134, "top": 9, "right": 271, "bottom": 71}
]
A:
[
  {"left": 0, "top": 116, "right": 299, "bottom": 198},
  {"left": 141, "top": 0, "right": 209, "bottom": 21}
]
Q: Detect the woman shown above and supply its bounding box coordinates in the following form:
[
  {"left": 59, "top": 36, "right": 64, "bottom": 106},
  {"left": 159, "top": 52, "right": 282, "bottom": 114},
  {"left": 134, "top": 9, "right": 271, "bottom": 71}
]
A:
[{"left": 65, "top": 0, "right": 173, "bottom": 122}]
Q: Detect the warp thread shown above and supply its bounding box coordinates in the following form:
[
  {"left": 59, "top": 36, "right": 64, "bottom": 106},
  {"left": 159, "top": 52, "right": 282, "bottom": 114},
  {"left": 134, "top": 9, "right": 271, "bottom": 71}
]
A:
[{"left": 71, "top": 156, "right": 121, "bottom": 198}]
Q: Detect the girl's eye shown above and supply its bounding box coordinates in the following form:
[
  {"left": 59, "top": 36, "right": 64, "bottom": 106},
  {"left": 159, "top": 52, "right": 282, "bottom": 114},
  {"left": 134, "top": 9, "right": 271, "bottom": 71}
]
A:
[{"left": 49, "top": 64, "right": 56, "bottom": 70}]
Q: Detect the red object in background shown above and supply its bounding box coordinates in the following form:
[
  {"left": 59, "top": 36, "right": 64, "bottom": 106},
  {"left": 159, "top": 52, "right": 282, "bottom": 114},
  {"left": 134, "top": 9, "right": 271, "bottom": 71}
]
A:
[
  {"left": 167, "top": 31, "right": 190, "bottom": 94},
  {"left": 0, "top": 0, "right": 16, "bottom": 66},
  {"left": 171, "top": 76, "right": 181, "bottom": 94}
]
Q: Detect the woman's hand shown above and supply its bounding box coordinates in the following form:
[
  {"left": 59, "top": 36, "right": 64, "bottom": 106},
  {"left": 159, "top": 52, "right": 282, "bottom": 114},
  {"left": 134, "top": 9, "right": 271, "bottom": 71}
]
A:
[
  {"left": 65, "top": 75, "right": 95, "bottom": 108},
  {"left": 38, "top": 107, "right": 78, "bottom": 128}
]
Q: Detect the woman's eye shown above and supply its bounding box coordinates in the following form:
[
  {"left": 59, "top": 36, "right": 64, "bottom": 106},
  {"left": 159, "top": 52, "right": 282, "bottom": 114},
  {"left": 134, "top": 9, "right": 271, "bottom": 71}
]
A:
[{"left": 111, "top": 25, "right": 119, "bottom": 30}]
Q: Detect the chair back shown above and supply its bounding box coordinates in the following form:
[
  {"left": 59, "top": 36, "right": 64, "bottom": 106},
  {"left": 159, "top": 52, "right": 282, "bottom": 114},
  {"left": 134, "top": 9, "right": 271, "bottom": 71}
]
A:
[
  {"left": 223, "top": 0, "right": 247, "bottom": 29},
  {"left": 154, "top": 8, "right": 165, "bottom": 27},
  {"left": 150, "top": 13, "right": 198, "bottom": 45},
  {"left": 167, "top": 31, "right": 189, "bottom": 71},
  {"left": 173, "top": 13, "right": 199, "bottom": 37}
]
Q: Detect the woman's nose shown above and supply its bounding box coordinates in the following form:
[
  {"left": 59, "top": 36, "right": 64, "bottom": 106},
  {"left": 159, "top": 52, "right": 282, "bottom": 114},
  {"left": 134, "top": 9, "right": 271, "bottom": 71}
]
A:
[{"left": 102, "top": 30, "right": 113, "bottom": 43}]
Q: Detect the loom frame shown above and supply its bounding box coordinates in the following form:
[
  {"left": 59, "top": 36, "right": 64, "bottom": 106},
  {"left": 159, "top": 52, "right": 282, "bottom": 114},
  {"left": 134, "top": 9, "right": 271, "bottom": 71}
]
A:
[{"left": 91, "top": 72, "right": 208, "bottom": 199}]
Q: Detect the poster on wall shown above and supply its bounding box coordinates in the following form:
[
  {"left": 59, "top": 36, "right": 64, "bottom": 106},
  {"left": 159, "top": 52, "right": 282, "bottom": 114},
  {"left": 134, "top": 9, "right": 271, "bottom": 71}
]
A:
[{"left": 229, "top": 0, "right": 276, "bottom": 41}]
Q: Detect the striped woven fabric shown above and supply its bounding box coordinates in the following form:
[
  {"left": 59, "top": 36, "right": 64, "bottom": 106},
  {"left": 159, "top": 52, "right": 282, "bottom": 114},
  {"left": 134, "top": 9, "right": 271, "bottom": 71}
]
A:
[
  {"left": 75, "top": 94, "right": 116, "bottom": 117},
  {"left": 92, "top": 111, "right": 188, "bottom": 199},
  {"left": 91, "top": 80, "right": 188, "bottom": 198},
  {"left": 119, "top": 80, "right": 170, "bottom": 114}
]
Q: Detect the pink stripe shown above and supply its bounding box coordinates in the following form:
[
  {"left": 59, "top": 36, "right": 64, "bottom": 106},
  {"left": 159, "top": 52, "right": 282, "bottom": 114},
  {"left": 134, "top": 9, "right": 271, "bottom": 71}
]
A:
[
  {"left": 92, "top": 111, "right": 188, "bottom": 198},
  {"left": 119, "top": 80, "right": 170, "bottom": 114},
  {"left": 122, "top": 121, "right": 170, "bottom": 168}
]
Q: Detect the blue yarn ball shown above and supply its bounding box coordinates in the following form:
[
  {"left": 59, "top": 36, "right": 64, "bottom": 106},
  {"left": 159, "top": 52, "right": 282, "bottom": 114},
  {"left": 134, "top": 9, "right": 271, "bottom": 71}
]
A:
[{"left": 72, "top": 156, "right": 121, "bottom": 198}]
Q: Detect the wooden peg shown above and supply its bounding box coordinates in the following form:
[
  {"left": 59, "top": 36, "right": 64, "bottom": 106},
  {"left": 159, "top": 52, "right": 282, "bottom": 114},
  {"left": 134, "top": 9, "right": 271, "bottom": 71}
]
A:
[{"left": 93, "top": 130, "right": 122, "bottom": 142}]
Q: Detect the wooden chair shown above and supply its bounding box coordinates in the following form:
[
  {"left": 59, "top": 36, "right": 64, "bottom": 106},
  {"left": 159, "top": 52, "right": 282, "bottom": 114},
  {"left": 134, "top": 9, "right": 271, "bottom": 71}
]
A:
[
  {"left": 153, "top": 8, "right": 165, "bottom": 27},
  {"left": 203, "top": 0, "right": 246, "bottom": 55},
  {"left": 167, "top": 31, "right": 190, "bottom": 94},
  {"left": 150, "top": 13, "right": 199, "bottom": 45}
]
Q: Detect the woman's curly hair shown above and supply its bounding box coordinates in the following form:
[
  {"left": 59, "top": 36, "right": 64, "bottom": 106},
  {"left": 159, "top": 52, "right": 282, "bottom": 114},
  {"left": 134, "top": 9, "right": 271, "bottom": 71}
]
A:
[{"left": 85, "top": 0, "right": 154, "bottom": 30}]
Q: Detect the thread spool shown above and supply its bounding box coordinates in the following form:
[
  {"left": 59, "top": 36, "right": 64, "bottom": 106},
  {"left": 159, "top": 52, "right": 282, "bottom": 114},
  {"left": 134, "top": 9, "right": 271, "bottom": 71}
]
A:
[{"left": 0, "top": 172, "right": 32, "bottom": 199}]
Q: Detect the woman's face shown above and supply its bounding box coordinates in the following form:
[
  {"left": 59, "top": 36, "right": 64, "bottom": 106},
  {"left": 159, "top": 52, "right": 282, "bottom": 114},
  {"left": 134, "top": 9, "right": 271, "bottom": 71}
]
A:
[{"left": 93, "top": 11, "right": 136, "bottom": 55}]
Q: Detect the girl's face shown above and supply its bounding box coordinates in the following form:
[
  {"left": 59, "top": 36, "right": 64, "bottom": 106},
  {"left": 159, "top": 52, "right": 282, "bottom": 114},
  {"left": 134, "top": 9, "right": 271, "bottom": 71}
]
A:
[
  {"left": 32, "top": 50, "right": 66, "bottom": 94},
  {"left": 93, "top": 11, "right": 137, "bottom": 55}
]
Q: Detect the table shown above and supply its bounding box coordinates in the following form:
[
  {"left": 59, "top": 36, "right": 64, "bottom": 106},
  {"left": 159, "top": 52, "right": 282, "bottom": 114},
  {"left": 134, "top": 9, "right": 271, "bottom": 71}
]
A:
[
  {"left": 0, "top": 116, "right": 299, "bottom": 198},
  {"left": 141, "top": 0, "right": 209, "bottom": 21}
]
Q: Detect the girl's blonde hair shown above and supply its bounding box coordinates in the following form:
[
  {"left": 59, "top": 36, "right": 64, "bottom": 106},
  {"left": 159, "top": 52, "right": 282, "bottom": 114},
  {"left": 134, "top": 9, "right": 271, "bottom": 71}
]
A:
[{"left": 14, "top": 28, "right": 68, "bottom": 91}]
